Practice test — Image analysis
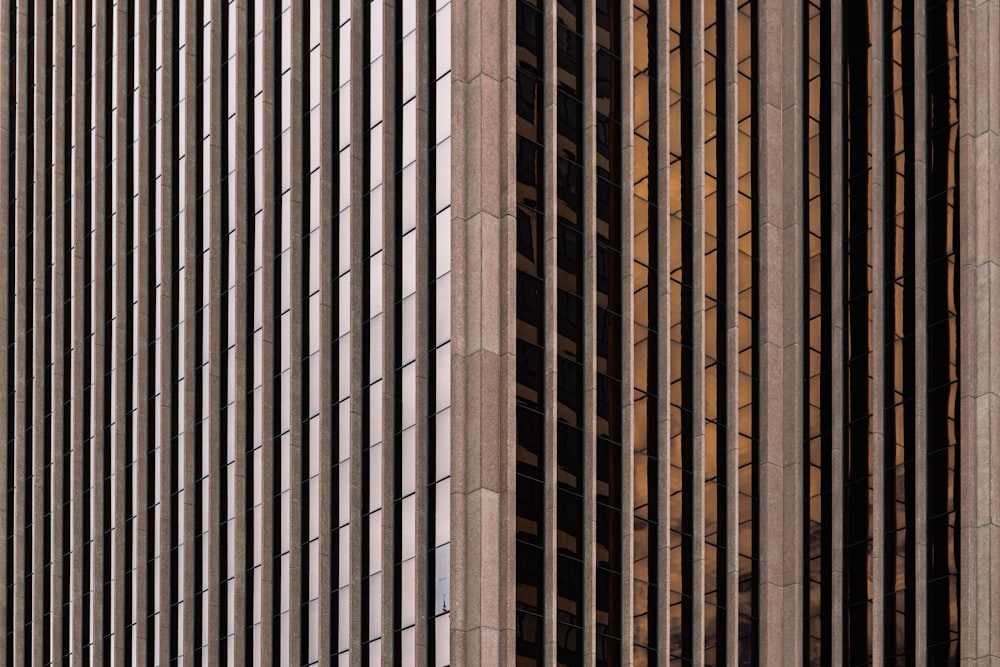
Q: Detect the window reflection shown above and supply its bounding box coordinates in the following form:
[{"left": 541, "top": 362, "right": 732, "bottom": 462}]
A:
[
  {"left": 926, "top": 0, "right": 960, "bottom": 660},
  {"left": 843, "top": 2, "right": 874, "bottom": 664},
  {"left": 668, "top": 0, "right": 694, "bottom": 662},
  {"left": 515, "top": 0, "right": 547, "bottom": 660},
  {"left": 803, "top": 0, "right": 831, "bottom": 663},
  {"left": 882, "top": 0, "right": 917, "bottom": 662}
]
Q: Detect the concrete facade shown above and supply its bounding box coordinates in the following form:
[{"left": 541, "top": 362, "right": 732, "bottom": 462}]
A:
[{"left": 0, "top": 0, "right": 997, "bottom": 665}]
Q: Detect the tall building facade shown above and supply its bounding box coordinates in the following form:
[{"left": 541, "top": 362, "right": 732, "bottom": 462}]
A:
[{"left": 0, "top": 0, "right": 998, "bottom": 666}]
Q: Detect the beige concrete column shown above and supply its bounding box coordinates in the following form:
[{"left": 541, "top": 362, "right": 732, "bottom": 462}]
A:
[
  {"left": 619, "top": 0, "right": 636, "bottom": 661},
  {"left": 207, "top": 1, "right": 225, "bottom": 663},
  {"left": 910, "top": 1, "right": 928, "bottom": 663},
  {"left": 413, "top": 0, "right": 433, "bottom": 662},
  {"left": 13, "top": 3, "right": 30, "bottom": 664},
  {"left": 113, "top": 1, "right": 132, "bottom": 662},
  {"left": 655, "top": 0, "right": 671, "bottom": 656},
  {"left": 541, "top": 0, "right": 558, "bottom": 664},
  {"left": 957, "top": 0, "right": 1000, "bottom": 662},
  {"left": 182, "top": 1, "right": 199, "bottom": 660},
  {"left": 317, "top": 0, "right": 338, "bottom": 662},
  {"left": 0, "top": 4, "right": 9, "bottom": 661},
  {"left": 450, "top": 0, "right": 517, "bottom": 663},
  {"left": 32, "top": 2, "right": 48, "bottom": 663},
  {"left": 869, "top": 0, "right": 886, "bottom": 660},
  {"left": 827, "top": 2, "right": 845, "bottom": 662},
  {"left": 232, "top": 2, "right": 250, "bottom": 664},
  {"left": 51, "top": 2, "right": 70, "bottom": 661},
  {"left": 756, "top": 0, "right": 804, "bottom": 664},
  {"left": 288, "top": 1, "right": 306, "bottom": 663},
  {"left": 134, "top": 1, "right": 154, "bottom": 662}
]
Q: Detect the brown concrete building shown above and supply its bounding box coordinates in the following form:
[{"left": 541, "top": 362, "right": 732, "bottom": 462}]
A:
[{"left": 0, "top": 0, "right": 997, "bottom": 665}]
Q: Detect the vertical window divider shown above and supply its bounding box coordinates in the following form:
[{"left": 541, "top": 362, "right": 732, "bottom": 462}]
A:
[
  {"left": 155, "top": 1, "right": 176, "bottom": 661},
  {"left": 257, "top": 0, "right": 276, "bottom": 658},
  {"left": 133, "top": 0, "right": 153, "bottom": 660},
  {"left": 619, "top": 0, "right": 635, "bottom": 659},
  {"left": 49, "top": 1, "right": 70, "bottom": 661},
  {"left": 379, "top": 0, "right": 398, "bottom": 662},
  {"left": 206, "top": 0, "right": 225, "bottom": 663},
  {"left": 910, "top": 0, "right": 928, "bottom": 661},
  {"left": 541, "top": 0, "right": 558, "bottom": 662},
  {"left": 113, "top": 0, "right": 133, "bottom": 660},
  {"left": 688, "top": 0, "right": 705, "bottom": 661},
  {"left": 0, "top": 0, "right": 10, "bottom": 653},
  {"left": 230, "top": 1, "right": 250, "bottom": 663},
  {"left": 13, "top": 3, "right": 30, "bottom": 663},
  {"left": 347, "top": 0, "right": 366, "bottom": 659},
  {"left": 721, "top": 0, "right": 741, "bottom": 662},
  {"left": 95, "top": 0, "right": 111, "bottom": 659},
  {"left": 286, "top": 0, "right": 305, "bottom": 662},
  {"left": 31, "top": 0, "right": 49, "bottom": 662},
  {"left": 869, "top": 0, "right": 886, "bottom": 659},
  {"left": 828, "top": 1, "right": 845, "bottom": 661},
  {"left": 654, "top": 0, "right": 670, "bottom": 658},
  {"left": 317, "top": 0, "right": 336, "bottom": 660},
  {"left": 581, "top": 0, "right": 598, "bottom": 658},
  {"left": 411, "top": 0, "right": 431, "bottom": 658},
  {"left": 182, "top": 0, "right": 200, "bottom": 659}
]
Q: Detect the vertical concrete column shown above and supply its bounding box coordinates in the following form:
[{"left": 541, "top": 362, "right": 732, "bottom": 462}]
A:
[
  {"left": 619, "top": 0, "right": 636, "bottom": 661},
  {"left": 12, "top": 3, "right": 29, "bottom": 664},
  {"left": 134, "top": 1, "right": 153, "bottom": 661},
  {"left": 207, "top": 1, "right": 225, "bottom": 663},
  {"left": 541, "top": 0, "right": 558, "bottom": 663},
  {"left": 232, "top": 2, "right": 250, "bottom": 664},
  {"left": 756, "top": 0, "right": 804, "bottom": 663},
  {"left": 869, "top": 0, "right": 886, "bottom": 660},
  {"left": 957, "top": 0, "right": 1000, "bottom": 662},
  {"left": 379, "top": 2, "right": 397, "bottom": 664},
  {"left": 182, "top": 0, "right": 200, "bottom": 660},
  {"left": 654, "top": 0, "right": 671, "bottom": 656},
  {"left": 689, "top": 1, "right": 706, "bottom": 661},
  {"left": 71, "top": 2, "right": 88, "bottom": 661},
  {"left": 259, "top": 1, "right": 277, "bottom": 660},
  {"left": 287, "top": 1, "right": 306, "bottom": 662},
  {"left": 721, "top": 0, "right": 741, "bottom": 661},
  {"left": 413, "top": 0, "right": 433, "bottom": 661},
  {"left": 348, "top": 0, "right": 365, "bottom": 659},
  {"left": 318, "top": 0, "right": 337, "bottom": 660},
  {"left": 51, "top": 2, "right": 69, "bottom": 661},
  {"left": 450, "top": 0, "right": 517, "bottom": 663},
  {"left": 32, "top": 1, "right": 48, "bottom": 663},
  {"left": 113, "top": 1, "right": 132, "bottom": 661},
  {"left": 93, "top": 6, "right": 108, "bottom": 662},
  {"left": 0, "top": 5, "right": 9, "bottom": 662},
  {"left": 910, "top": 1, "right": 928, "bottom": 662},
  {"left": 827, "top": 2, "right": 845, "bottom": 662}
]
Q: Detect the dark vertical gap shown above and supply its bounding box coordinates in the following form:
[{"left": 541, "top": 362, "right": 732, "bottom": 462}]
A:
[
  {"left": 42, "top": 1, "right": 55, "bottom": 664},
  {"left": 124, "top": 1, "right": 137, "bottom": 662},
  {"left": 25, "top": 0, "right": 37, "bottom": 661},
  {"left": 102, "top": 0, "right": 115, "bottom": 660},
  {"left": 925, "top": 0, "right": 959, "bottom": 663},
  {"left": 270, "top": 3, "right": 282, "bottom": 663},
  {"left": 842, "top": 2, "right": 873, "bottom": 665},
  {"left": 595, "top": 0, "right": 622, "bottom": 663},
  {"left": 514, "top": 0, "right": 546, "bottom": 662}
]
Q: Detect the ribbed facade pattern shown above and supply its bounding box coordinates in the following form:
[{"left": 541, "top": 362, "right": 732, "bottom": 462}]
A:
[
  {"left": 0, "top": 0, "right": 453, "bottom": 665},
  {"left": 2, "top": 0, "right": 1000, "bottom": 666}
]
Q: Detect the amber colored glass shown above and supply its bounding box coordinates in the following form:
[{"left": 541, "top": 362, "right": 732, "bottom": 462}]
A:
[
  {"left": 668, "top": 1, "right": 694, "bottom": 662},
  {"left": 632, "top": 0, "right": 658, "bottom": 656}
]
